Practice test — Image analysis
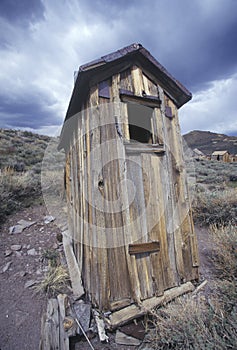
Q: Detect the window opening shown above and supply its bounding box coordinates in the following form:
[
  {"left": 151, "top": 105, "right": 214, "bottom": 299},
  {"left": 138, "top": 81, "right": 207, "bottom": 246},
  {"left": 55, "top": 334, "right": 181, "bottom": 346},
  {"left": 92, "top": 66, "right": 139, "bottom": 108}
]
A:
[{"left": 127, "top": 103, "right": 153, "bottom": 143}]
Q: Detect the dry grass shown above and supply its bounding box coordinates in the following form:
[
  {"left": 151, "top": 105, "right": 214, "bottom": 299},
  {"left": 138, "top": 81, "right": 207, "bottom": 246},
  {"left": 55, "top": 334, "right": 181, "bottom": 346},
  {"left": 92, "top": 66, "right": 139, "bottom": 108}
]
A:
[
  {"left": 209, "top": 224, "right": 237, "bottom": 280},
  {"left": 192, "top": 189, "right": 237, "bottom": 226},
  {"left": 145, "top": 224, "right": 237, "bottom": 350},
  {"left": 35, "top": 265, "right": 70, "bottom": 297},
  {"left": 0, "top": 168, "right": 42, "bottom": 224}
]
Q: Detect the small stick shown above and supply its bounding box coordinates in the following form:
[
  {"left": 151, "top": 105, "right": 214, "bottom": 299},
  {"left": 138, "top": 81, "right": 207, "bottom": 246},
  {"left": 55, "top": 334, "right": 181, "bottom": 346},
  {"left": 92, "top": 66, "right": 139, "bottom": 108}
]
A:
[
  {"left": 192, "top": 280, "right": 208, "bottom": 296},
  {"left": 74, "top": 317, "right": 95, "bottom": 350}
]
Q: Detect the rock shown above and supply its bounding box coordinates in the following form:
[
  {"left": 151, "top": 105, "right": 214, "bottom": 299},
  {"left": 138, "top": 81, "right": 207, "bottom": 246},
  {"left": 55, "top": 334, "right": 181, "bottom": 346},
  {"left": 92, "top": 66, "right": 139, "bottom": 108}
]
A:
[
  {"left": 120, "top": 320, "right": 146, "bottom": 340},
  {"left": 17, "top": 219, "right": 36, "bottom": 229},
  {"left": 2, "top": 261, "right": 12, "bottom": 273},
  {"left": 19, "top": 271, "right": 27, "bottom": 277},
  {"left": 24, "top": 280, "right": 37, "bottom": 289},
  {"left": 4, "top": 249, "right": 12, "bottom": 257},
  {"left": 15, "top": 251, "right": 22, "bottom": 258},
  {"left": 73, "top": 301, "right": 91, "bottom": 334},
  {"left": 52, "top": 243, "right": 58, "bottom": 249},
  {"left": 9, "top": 225, "right": 23, "bottom": 234},
  {"left": 27, "top": 245, "right": 31, "bottom": 249},
  {"left": 115, "top": 330, "right": 141, "bottom": 346},
  {"left": 44, "top": 215, "right": 55, "bottom": 224},
  {"left": 10, "top": 244, "right": 22, "bottom": 251},
  {"left": 27, "top": 248, "right": 37, "bottom": 256}
]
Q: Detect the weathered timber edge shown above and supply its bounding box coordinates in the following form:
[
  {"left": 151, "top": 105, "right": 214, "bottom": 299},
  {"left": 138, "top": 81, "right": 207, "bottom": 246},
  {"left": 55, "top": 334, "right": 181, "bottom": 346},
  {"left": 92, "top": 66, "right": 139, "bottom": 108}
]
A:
[{"left": 107, "top": 281, "right": 195, "bottom": 329}]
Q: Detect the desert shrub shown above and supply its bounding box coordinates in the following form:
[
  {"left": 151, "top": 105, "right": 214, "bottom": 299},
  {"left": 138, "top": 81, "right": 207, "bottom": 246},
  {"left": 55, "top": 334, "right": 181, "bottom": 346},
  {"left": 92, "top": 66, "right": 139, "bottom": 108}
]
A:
[
  {"left": 147, "top": 294, "right": 237, "bottom": 350},
  {"left": 193, "top": 190, "right": 237, "bottom": 226},
  {"left": 41, "top": 248, "right": 60, "bottom": 268},
  {"left": 209, "top": 224, "right": 237, "bottom": 280},
  {"left": 146, "top": 225, "right": 237, "bottom": 350},
  {"left": 0, "top": 169, "right": 42, "bottom": 224}
]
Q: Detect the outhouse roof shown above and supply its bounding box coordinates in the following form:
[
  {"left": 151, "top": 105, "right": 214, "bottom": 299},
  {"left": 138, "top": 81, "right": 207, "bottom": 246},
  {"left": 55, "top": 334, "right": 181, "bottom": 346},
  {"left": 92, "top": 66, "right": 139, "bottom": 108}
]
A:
[
  {"left": 212, "top": 150, "right": 229, "bottom": 156},
  {"left": 59, "top": 43, "right": 192, "bottom": 149},
  {"left": 67, "top": 43, "right": 191, "bottom": 115}
]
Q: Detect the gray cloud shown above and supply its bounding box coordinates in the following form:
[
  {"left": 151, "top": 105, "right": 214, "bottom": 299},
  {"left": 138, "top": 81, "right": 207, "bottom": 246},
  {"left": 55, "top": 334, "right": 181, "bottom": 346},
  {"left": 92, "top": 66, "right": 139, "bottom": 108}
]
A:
[
  {"left": 0, "top": 0, "right": 236, "bottom": 135},
  {"left": 0, "top": 0, "right": 45, "bottom": 25}
]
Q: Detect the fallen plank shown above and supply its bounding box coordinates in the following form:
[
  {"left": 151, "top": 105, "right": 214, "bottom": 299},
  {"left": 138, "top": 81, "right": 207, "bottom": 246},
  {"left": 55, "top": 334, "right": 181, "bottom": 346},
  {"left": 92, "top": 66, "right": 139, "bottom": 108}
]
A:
[
  {"left": 62, "top": 230, "right": 84, "bottom": 298},
  {"left": 39, "top": 299, "right": 60, "bottom": 350},
  {"left": 108, "top": 282, "right": 195, "bottom": 329},
  {"left": 57, "top": 294, "right": 70, "bottom": 350}
]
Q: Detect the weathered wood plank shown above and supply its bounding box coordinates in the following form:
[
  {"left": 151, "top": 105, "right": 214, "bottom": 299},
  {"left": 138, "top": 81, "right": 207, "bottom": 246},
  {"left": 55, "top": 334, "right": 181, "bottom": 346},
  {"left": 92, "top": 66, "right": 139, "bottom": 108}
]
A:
[
  {"left": 129, "top": 241, "right": 160, "bottom": 255},
  {"left": 39, "top": 299, "right": 60, "bottom": 350},
  {"left": 108, "top": 282, "right": 195, "bottom": 329},
  {"left": 111, "top": 73, "right": 142, "bottom": 304},
  {"left": 131, "top": 65, "right": 144, "bottom": 96},
  {"left": 57, "top": 294, "right": 70, "bottom": 350},
  {"left": 142, "top": 73, "right": 158, "bottom": 97},
  {"left": 124, "top": 143, "right": 165, "bottom": 154},
  {"left": 63, "top": 231, "right": 84, "bottom": 298}
]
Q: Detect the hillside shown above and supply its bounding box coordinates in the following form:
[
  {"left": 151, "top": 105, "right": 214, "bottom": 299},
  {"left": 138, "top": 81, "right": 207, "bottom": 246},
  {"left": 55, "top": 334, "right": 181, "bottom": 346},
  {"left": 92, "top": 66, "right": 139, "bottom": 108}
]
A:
[
  {"left": 0, "top": 128, "right": 52, "bottom": 172},
  {"left": 183, "top": 130, "right": 237, "bottom": 155}
]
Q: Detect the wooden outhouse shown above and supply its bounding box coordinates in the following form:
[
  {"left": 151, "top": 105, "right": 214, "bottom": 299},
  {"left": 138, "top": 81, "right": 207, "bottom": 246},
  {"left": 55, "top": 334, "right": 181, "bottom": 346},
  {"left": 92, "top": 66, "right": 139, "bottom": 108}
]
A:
[
  {"left": 211, "top": 150, "right": 230, "bottom": 162},
  {"left": 59, "top": 44, "right": 199, "bottom": 313}
]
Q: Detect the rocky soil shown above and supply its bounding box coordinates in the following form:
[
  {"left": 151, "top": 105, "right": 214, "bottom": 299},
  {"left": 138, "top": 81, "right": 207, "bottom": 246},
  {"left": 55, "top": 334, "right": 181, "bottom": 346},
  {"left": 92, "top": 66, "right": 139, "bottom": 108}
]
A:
[
  {"left": 0, "top": 205, "right": 62, "bottom": 350},
  {"left": 0, "top": 205, "right": 213, "bottom": 350}
]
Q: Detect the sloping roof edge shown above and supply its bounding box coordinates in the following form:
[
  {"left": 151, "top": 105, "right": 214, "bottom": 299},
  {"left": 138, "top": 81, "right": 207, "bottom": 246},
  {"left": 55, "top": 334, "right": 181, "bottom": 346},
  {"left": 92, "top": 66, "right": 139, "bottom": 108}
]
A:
[
  {"left": 212, "top": 150, "right": 229, "bottom": 156},
  {"left": 59, "top": 43, "right": 192, "bottom": 149}
]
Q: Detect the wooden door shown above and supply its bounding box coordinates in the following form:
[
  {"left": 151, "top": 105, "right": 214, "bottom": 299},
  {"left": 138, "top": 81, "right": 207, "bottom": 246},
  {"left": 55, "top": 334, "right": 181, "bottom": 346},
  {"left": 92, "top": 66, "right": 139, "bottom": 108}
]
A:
[{"left": 125, "top": 150, "right": 176, "bottom": 300}]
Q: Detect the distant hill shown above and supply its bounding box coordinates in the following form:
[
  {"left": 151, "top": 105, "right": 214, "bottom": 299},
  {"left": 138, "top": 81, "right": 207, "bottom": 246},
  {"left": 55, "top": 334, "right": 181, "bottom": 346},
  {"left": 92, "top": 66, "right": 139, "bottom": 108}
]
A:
[
  {"left": 183, "top": 130, "right": 237, "bottom": 155},
  {"left": 0, "top": 128, "right": 52, "bottom": 171}
]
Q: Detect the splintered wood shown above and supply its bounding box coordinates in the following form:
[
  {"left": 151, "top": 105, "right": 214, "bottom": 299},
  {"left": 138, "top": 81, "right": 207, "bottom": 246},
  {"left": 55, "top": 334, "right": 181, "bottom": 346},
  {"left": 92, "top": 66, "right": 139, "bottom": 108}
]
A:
[
  {"left": 107, "top": 282, "right": 195, "bottom": 329},
  {"left": 40, "top": 296, "right": 69, "bottom": 350}
]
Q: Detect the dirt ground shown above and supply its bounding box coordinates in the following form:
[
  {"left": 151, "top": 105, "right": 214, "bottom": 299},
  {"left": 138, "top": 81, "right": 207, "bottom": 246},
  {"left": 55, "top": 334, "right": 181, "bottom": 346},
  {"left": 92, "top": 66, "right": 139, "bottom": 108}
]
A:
[{"left": 0, "top": 205, "right": 214, "bottom": 350}]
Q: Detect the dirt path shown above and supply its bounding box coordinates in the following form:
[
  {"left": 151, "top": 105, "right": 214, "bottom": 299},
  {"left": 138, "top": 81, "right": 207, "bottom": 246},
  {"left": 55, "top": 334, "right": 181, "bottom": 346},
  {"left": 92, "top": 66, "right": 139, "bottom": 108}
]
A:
[
  {"left": 0, "top": 205, "right": 213, "bottom": 350},
  {"left": 0, "top": 205, "right": 62, "bottom": 350}
]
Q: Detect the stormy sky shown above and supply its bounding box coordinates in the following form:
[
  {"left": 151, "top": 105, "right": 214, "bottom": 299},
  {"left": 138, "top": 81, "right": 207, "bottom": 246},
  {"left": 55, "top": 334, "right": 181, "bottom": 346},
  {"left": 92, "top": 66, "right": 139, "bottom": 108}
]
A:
[{"left": 0, "top": 0, "right": 236, "bottom": 136}]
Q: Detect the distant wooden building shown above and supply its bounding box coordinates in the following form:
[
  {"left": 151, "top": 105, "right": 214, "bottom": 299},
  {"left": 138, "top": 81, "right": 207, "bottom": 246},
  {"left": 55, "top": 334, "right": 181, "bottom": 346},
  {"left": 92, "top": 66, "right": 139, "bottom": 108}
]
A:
[
  {"left": 59, "top": 44, "right": 199, "bottom": 313},
  {"left": 192, "top": 148, "right": 206, "bottom": 160},
  {"left": 211, "top": 150, "right": 230, "bottom": 162}
]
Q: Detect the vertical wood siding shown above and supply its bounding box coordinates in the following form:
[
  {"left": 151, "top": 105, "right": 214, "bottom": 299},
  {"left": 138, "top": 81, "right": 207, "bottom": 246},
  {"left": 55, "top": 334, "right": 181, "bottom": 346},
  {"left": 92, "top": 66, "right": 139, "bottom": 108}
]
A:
[{"left": 65, "top": 65, "right": 199, "bottom": 311}]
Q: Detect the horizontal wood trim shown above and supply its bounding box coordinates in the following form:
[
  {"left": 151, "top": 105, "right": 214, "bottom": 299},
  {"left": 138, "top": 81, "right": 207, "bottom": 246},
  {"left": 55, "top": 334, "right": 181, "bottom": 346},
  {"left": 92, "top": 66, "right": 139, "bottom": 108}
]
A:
[
  {"left": 128, "top": 241, "right": 160, "bottom": 255},
  {"left": 120, "top": 90, "right": 161, "bottom": 107},
  {"left": 124, "top": 143, "right": 165, "bottom": 154},
  {"left": 110, "top": 298, "right": 131, "bottom": 311}
]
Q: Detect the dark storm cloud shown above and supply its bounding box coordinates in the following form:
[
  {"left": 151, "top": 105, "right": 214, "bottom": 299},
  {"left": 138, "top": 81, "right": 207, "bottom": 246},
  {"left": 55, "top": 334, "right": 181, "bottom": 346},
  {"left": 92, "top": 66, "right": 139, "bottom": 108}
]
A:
[
  {"left": 0, "top": 93, "right": 60, "bottom": 129},
  {"left": 70, "top": 0, "right": 237, "bottom": 93},
  {"left": 0, "top": 0, "right": 236, "bottom": 135},
  {"left": 0, "top": 0, "right": 45, "bottom": 25}
]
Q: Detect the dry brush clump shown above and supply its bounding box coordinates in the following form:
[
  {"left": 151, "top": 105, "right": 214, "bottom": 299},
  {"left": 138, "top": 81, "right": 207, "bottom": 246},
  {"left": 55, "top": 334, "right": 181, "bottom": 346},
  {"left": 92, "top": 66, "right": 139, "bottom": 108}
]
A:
[
  {"left": 192, "top": 189, "right": 237, "bottom": 226},
  {"left": 0, "top": 168, "right": 42, "bottom": 223},
  {"left": 209, "top": 224, "right": 237, "bottom": 280},
  {"left": 35, "top": 265, "right": 70, "bottom": 297},
  {"left": 35, "top": 249, "right": 70, "bottom": 297},
  {"left": 146, "top": 224, "right": 237, "bottom": 349}
]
